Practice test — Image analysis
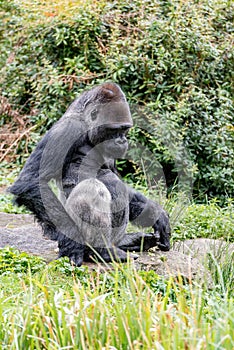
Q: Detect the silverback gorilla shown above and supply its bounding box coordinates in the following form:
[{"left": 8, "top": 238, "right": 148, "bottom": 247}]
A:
[{"left": 9, "top": 82, "right": 171, "bottom": 266}]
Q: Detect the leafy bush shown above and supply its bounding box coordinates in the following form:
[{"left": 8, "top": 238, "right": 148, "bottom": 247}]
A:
[
  {"left": 0, "top": 0, "right": 233, "bottom": 200},
  {"left": 174, "top": 199, "right": 234, "bottom": 242},
  {"left": 0, "top": 247, "right": 45, "bottom": 274}
]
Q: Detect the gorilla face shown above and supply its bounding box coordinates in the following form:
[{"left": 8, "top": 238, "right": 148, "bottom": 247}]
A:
[
  {"left": 86, "top": 101, "right": 132, "bottom": 160},
  {"left": 88, "top": 125, "right": 130, "bottom": 160}
]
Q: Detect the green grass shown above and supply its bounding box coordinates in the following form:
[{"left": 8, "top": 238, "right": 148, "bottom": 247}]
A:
[
  {"left": 1, "top": 0, "right": 234, "bottom": 345},
  {"left": 174, "top": 199, "right": 234, "bottom": 242},
  {"left": 0, "top": 164, "right": 29, "bottom": 214},
  {"left": 0, "top": 251, "right": 233, "bottom": 350},
  {"left": 0, "top": 198, "right": 233, "bottom": 349}
]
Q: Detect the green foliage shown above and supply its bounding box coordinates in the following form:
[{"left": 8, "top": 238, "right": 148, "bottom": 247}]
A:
[
  {"left": 0, "top": 194, "right": 29, "bottom": 213},
  {"left": 0, "top": 253, "right": 233, "bottom": 349},
  {"left": 0, "top": 0, "right": 233, "bottom": 200},
  {"left": 0, "top": 164, "right": 29, "bottom": 213},
  {"left": 0, "top": 247, "right": 45, "bottom": 274},
  {"left": 174, "top": 199, "right": 234, "bottom": 242},
  {"left": 208, "top": 251, "right": 234, "bottom": 296},
  {"left": 1, "top": 0, "right": 233, "bottom": 340}
]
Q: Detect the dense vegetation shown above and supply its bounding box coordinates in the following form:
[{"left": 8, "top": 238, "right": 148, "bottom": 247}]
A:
[
  {"left": 1, "top": 0, "right": 233, "bottom": 200},
  {"left": 0, "top": 0, "right": 233, "bottom": 348}
]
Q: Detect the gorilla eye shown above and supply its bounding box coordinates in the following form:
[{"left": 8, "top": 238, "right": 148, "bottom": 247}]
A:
[{"left": 91, "top": 109, "right": 98, "bottom": 121}]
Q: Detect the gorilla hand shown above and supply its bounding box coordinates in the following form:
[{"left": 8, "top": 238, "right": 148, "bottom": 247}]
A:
[
  {"left": 118, "top": 232, "right": 161, "bottom": 252},
  {"left": 58, "top": 237, "right": 85, "bottom": 267},
  {"left": 153, "top": 210, "right": 171, "bottom": 251}
]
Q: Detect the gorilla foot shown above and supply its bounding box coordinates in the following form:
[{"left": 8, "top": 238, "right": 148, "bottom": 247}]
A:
[{"left": 86, "top": 247, "right": 137, "bottom": 263}]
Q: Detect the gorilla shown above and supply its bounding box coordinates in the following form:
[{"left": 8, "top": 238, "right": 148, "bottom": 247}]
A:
[{"left": 8, "top": 82, "right": 171, "bottom": 266}]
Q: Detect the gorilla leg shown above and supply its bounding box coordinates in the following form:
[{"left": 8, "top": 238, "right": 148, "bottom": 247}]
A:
[
  {"left": 64, "top": 178, "right": 129, "bottom": 263},
  {"left": 65, "top": 178, "right": 112, "bottom": 248}
]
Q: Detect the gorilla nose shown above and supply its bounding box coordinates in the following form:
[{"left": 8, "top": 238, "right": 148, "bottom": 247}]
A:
[{"left": 115, "top": 138, "right": 127, "bottom": 144}]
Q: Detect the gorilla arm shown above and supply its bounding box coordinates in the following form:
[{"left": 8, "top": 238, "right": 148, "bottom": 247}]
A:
[
  {"left": 8, "top": 117, "right": 87, "bottom": 265},
  {"left": 120, "top": 187, "right": 171, "bottom": 252}
]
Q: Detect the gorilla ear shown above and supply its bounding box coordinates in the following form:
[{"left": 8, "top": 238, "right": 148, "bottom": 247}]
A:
[{"left": 97, "top": 82, "right": 126, "bottom": 103}]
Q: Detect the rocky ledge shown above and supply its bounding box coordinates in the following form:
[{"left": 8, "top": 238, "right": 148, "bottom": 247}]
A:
[{"left": 0, "top": 212, "right": 233, "bottom": 285}]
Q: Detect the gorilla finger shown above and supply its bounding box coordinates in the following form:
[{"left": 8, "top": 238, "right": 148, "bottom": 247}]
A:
[
  {"left": 69, "top": 253, "right": 83, "bottom": 267},
  {"left": 158, "top": 242, "right": 170, "bottom": 251},
  {"left": 158, "top": 231, "right": 170, "bottom": 250}
]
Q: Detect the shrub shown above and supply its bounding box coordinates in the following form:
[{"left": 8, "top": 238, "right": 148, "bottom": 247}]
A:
[
  {"left": 0, "top": 0, "right": 233, "bottom": 200},
  {"left": 174, "top": 199, "right": 234, "bottom": 242},
  {"left": 0, "top": 247, "right": 45, "bottom": 274}
]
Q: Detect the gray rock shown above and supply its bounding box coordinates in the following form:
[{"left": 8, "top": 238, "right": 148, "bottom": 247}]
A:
[
  {"left": 0, "top": 212, "right": 34, "bottom": 228},
  {"left": 2, "top": 213, "right": 230, "bottom": 285},
  {"left": 134, "top": 248, "right": 212, "bottom": 285},
  {"left": 0, "top": 224, "right": 58, "bottom": 262},
  {"left": 173, "top": 239, "right": 234, "bottom": 262}
]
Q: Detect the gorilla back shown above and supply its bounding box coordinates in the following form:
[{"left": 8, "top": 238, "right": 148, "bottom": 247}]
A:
[{"left": 9, "top": 82, "right": 171, "bottom": 266}]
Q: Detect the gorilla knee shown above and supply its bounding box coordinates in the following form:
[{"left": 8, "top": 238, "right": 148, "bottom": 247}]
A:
[{"left": 64, "top": 178, "right": 112, "bottom": 247}]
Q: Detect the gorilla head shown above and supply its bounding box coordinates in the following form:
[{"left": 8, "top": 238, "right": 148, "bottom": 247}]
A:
[{"left": 82, "top": 83, "right": 133, "bottom": 160}]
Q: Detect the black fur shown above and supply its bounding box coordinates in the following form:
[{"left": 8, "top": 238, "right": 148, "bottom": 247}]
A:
[{"left": 9, "top": 82, "right": 171, "bottom": 266}]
